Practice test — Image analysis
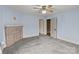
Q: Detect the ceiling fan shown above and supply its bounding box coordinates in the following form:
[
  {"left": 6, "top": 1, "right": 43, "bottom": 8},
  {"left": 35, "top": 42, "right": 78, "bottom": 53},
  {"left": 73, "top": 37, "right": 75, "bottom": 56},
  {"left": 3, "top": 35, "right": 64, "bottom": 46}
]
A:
[{"left": 33, "top": 5, "right": 54, "bottom": 14}]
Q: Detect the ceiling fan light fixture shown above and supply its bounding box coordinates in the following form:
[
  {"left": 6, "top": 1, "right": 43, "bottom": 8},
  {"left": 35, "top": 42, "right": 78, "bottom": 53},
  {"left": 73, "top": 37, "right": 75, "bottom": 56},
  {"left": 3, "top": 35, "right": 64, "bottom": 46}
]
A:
[
  {"left": 42, "top": 10, "right": 46, "bottom": 14},
  {"left": 33, "top": 5, "right": 54, "bottom": 14}
]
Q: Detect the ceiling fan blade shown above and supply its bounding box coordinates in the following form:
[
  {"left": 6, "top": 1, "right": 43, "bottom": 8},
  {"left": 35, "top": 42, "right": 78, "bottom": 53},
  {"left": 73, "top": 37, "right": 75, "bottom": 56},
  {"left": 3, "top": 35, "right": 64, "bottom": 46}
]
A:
[
  {"left": 49, "top": 10, "right": 53, "bottom": 12},
  {"left": 42, "top": 5, "right": 46, "bottom": 10},
  {"left": 46, "top": 9, "right": 54, "bottom": 12},
  {"left": 33, "top": 7, "right": 39, "bottom": 9},
  {"left": 35, "top": 5, "right": 41, "bottom": 7},
  {"left": 33, "top": 7, "right": 42, "bottom": 9},
  {"left": 48, "top": 5, "right": 53, "bottom": 8}
]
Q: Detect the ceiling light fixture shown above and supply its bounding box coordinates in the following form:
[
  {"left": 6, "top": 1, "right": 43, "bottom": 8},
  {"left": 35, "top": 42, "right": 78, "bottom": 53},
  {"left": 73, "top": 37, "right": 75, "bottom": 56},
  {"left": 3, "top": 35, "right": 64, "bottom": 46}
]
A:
[
  {"left": 42, "top": 10, "right": 46, "bottom": 14},
  {"left": 33, "top": 5, "right": 54, "bottom": 14}
]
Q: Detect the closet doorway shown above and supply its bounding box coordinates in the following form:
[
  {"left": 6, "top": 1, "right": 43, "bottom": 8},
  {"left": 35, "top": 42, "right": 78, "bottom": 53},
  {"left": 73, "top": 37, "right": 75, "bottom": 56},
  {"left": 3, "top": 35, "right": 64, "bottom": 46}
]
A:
[
  {"left": 39, "top": 18, "right": 57, "bottom": 38},
  {"left": 47, "top": 19, "right": 51, "bottom": 36},
  {"left": 46, "top": 18, "right": 57, "bottom": 38}
]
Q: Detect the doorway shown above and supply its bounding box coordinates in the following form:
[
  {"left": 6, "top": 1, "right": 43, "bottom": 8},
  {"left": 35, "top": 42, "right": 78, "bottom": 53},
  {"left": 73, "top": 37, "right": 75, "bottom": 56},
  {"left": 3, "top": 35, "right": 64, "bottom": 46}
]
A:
[
  {"left": 46, "top": 18, "right": 57, "bottom": 38},
  {"left": 39, "top": 18, "right": 57, "bottom": 38},
  {"left": 47, "top": 19, "right": 51, "bottom": 36}
]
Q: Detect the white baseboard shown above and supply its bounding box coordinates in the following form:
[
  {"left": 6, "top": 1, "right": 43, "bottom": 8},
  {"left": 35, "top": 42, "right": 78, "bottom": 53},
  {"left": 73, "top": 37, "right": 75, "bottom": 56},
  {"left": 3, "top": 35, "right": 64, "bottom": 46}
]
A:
[
  {"left": 0, "top": 48, "right": 2, "bottom": 54},
  {"left": 57, "top": 36, "right": 79, "bottom": 45}
]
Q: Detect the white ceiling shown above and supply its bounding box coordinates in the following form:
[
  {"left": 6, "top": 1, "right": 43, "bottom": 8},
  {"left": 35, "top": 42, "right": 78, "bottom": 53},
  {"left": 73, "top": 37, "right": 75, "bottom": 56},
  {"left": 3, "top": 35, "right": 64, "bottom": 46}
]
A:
[{"left": 7, "top": 5, "right": 79, "bottom": 15}]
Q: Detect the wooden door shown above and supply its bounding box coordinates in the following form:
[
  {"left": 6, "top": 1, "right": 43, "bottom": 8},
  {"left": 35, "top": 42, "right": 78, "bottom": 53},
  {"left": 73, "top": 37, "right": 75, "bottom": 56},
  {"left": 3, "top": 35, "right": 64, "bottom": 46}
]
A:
[{"left": 51, "top": 17, "right": 57, "bottom": 38}]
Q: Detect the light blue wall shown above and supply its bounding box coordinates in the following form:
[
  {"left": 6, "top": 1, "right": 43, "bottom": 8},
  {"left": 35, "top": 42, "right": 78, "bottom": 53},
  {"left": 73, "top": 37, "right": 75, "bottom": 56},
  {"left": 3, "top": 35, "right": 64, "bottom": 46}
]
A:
[
  {"left": 0, "top": 6, "right": 39, "bottom": 44},
  {"left": 0, "top": 6, "right": 4, "bottom": 43},
  {"left": 21, "top": 14, "right": 39, "bottom": 38},
  {"left": 1, "top": 5, "right": 79, "bottom": 45},
  {"left": 47, "top": 9, "right": 79, "bottom": 44},
  {"left": 0, "top": 6, "right": 24, "bottom": 43}
]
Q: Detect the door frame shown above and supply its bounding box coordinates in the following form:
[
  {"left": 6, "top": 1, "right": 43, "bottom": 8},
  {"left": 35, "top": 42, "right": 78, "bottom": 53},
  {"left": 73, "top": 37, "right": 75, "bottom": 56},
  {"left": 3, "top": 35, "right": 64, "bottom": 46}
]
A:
[
  {"left": 50, "top": 17, "right": 57, "bottom": 38},
  {"left": 39, "top": 19, "right": 44, "bottom": 35}
]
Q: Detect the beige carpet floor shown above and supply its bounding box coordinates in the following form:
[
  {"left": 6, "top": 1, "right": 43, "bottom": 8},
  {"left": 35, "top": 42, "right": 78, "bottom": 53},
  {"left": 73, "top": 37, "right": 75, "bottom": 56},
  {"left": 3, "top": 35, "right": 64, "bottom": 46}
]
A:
[{"left": 3, "top": 35, "right": 79, "bottom": 54}]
